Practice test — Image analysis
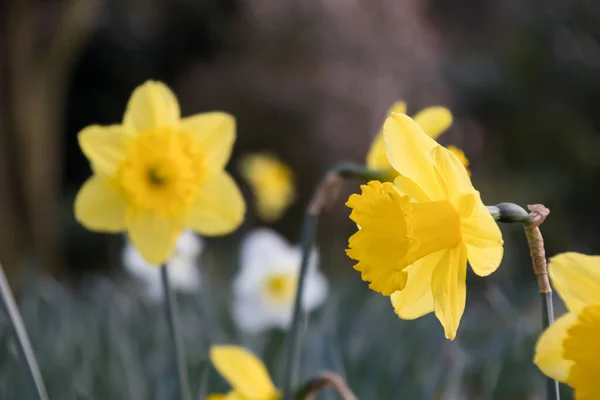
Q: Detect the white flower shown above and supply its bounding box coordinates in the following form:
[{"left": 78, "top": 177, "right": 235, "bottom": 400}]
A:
[
  {"left": 122, "top": 230, "right": 203, "bottom": 301},
  {"left": 233, "top": 228, "right": 329, "bottom": 334}
]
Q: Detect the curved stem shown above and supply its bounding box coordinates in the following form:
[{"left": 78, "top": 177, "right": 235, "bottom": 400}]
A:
[{"left": 0, "top": 263, "right": 49, "bottom": 400}]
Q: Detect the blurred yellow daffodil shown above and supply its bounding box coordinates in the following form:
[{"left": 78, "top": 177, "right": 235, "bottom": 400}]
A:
[
  {"left": 347, "top": 113, "right": 503, "bottom": 339},
  {"left": 75, "top": 81, "right": 245, "bottom": 265},
  {"left": 239, "top": 153, "right": 295, "bottom": 222},
  {"left": 208, "top": 345, "right": 279, "bottom": 400},
  {"left": 366, "top": 101, "right": 470, "bottom": 176},
  {"left": 535, "top": 252, "right": 600, "bottom": 399}
]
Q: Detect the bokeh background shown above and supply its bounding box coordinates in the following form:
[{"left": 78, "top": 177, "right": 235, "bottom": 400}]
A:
[{"left": 2, "top": 0, "right": 600, "bottom": 398}]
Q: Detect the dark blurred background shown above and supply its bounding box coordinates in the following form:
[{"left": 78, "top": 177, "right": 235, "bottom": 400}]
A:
[{"left": 1, "top": 0, "right": 599, "bottom": 398}]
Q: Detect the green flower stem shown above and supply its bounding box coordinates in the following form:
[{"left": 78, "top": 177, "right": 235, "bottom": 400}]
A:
[
  {"left": 0, "top": 263, "right": 49, "bottom": 400},
  {"left": 161, "top": 265, "right": 191, "bottom": 400},
  {"left": 488, "top": 203, "right": 559, "bottom": 400},
  {"left": 282, "top": 163, "right": 389, "bottom": 400}
]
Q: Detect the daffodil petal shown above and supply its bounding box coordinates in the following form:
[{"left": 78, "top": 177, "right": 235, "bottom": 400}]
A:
[
  {"left": 74, "top": 176, "right": 127, "bottom": 232},
  {"left": 209, "top": 345, "right": 278, "bottom": 399},
  {"left": 181, "top": 112, "right": 235, "bottom": 172},
  {"left": 534, "top": 312, "right": 577, "bottom": 382},
  {"left": 126, "top": 209, "right": 181, "bottom": 265},
  {"left": 462, "top": 200, "right": 504, "bottom": 277},
  {"left": 412, "top": 106, "right": 453, "bottom": 139},
  {"left": 432, "top": 245, "right": 468, "bottom": 340},
  {"left": 123, "top": 81, "right": 180, "bottom": 132},
  {"left": 366, "top": 133, "right": 391, "bottom": 170},
  {"left": 389, "top": 101, "right": 407, "bottom": 114},
  {"left": 205, "top": 394, "right": 228, "bottom": 400},
  {"left": 78, "top": 125, "right": 131, "bottom": 175},
  {"left": 383, "top": 113, "right": 444, "bottom": 200},
  {"left": 549, "top": 252, "right": 600, "bottom": 312},
  {"left": 186, "top": 171, "right": 245, "bottom": 236},
  {"left": 393, "top": 175, "right": 430, "bottom": 202},
  {"left": 391, "top": 250, "right": 445, "bottom": 319},
  {"left": 431, "top": 145, "right": 473, "bottom": 206}
]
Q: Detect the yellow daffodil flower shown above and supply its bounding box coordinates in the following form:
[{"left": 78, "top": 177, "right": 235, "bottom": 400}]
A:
[
  {"left": 366, "top": 101, "right": 470, "bottom": 176},
  {"left": 75, "top": 81, "right": 245, "bottom": 265},
  {"left": 239, "top": 153, "right": 295, "bottom": 222},
  {"left": 534, "top": 252, "right": 600, "bottom": 399},
  {"left": 347, "top": 113, "right": 503, "bottom": 339},
  {"left": 208, "top": 345, "right": 280, "bottom": 400}
]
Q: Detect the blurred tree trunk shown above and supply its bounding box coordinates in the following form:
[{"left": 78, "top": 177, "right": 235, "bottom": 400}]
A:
[{"left": 1, "top": 0, "right": 98, "bottom": 287}]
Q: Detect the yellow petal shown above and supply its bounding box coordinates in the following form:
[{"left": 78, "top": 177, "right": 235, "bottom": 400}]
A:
[
  {"left": 123, "top": 81, "right": 180, "bottom": 132},
  {"left": 431, "top": 245, "right": 468, "bottom": 340},
  {"left": 181, "top": 112, "right": 235, "bottom": 172},
  {"left": 382, "top": 113, "right": 444, "bottom": 200},
  {"left": 412, "top": 106, "right": 453, "bottom": 140},
  {"left": 549, "top": 252, "right": 600, "bottom": 312},
  {"left": 125, "top": 209, "right": 181, "bottom": 265},
  {"left": 206, "top": 395, "right": 227, "bottom": 400},
  {"left": 534, "top": 312, "right": 577, "bottom": 383},
  {"left": 446, "top": 146, "right": 470, "bottom": 175},
  {"left": 366, "top": 133, "right": 391, "bottom": 170},
  {"left": 78, "top": 125, "right": 131, "bottom": 176},
  {"left": 239, "top": 153, "right": 295, "bottom": 222},
  {"left": 390, "top": 250, "right": 445, "bottom": 319},
  {"left": 462, "top": 198, "right": 504, "bottom": 277},
  {"left": 74, "top": 176, "right": 127, "bottom": 232},
  {"left": 431, "top": 145, "right": 473, "bottom": 207},
  {"left": 393, "top": 175, "right": 430, "bottom": 202},
  {"left": 389, "top": 101, "right": 407, "bottom": 115},
  {"left": 186, "top": 171, "right": 245, "bottom": 236},
  {"left": 209, "top": 345, "right": 278, "bottom": 399},
  {"left": 563, "top": 304, "right": 600, "bottom": 399}
]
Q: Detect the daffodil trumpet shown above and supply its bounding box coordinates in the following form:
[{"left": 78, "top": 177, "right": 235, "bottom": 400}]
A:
[{"left": 0, "top": 263, "right": 49, "bottom": 400}]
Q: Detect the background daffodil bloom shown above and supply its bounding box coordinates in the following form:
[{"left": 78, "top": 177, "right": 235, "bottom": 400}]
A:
[
  {"left": 239, "top": 153, "right": 295, "bottom": 222},
  {"left": 366, "top": 102, "right": 470, "bottom": 176},
  {"left": 232, "top": 228, "right": 328, "bottom": 334},
  {"left": 534, "top": 252, "right": 600, "bottom": 399},
  {"left": 208, "top": 345, "right": 280, "bottom": 400},
  {"left": 347, "top": 113, "right": 503, "bottom": 339},
  {"left": 75, "top": 81, "right": 245, "bottom": 265}
]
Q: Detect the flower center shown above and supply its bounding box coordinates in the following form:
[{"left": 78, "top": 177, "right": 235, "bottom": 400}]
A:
[
  {"left": 263, "top": 272, "right": 297, "bottom": 304},
  {"left": 564, "top": 304, "right": 600, "bottom": 399},
  {"left": 117, "top": 127, "right": 205, "bottom": 216}
]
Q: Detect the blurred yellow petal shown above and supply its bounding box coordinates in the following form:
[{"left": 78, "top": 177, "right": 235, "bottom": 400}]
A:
[
  {"left": 239, "top": 154, "right": 294, "bottom": 222},
  {"left": 461, "top": 198, "right": 504, "bottom": 277},
  {"left": 210, "top": 345, "right": 277, "bottom": 399},
  {"left": 383, "top": 113, "right": 444, "bottom": 200},
  {"left": 564, "top": 304, "right": 600, "bottom": 399},
  {"left": 549, "top": 252, "right": 600, "bottom": 312},
  {"left": 389, "top": 101, "right": 407, "bottom": 114},
  {"left": 412, "top": 106, "right": 453, "bottom": 139},
  {"left": 123, "top": 81, "right": 180, "bottom": 132},
  {"left": 75, "top": 176, "right": 127, "bottom": 232},
  {"left": 366, "top": 133, "right": 391, "bottom": 170},
  {"left": 78, "top": 125, "right": 131, "bottom": 176},
  {"left": 181, "top": 112, "right": 235, "bottom": 172},
  {"left": 390, "top": 250, "right": 445, "bottom": 319},
  {"left": 432, "top": 245, "right": 468, "bottom": 340},
  {"left": 446, "top": 146, "right": 470, "bottom": 175},
  {"left": 535, "top": 312, "right": 577, "bottom": 382},
  {"left": 206, "top": 395, "right": 227, "bottom": 400},
  {"left": 186, "top": 171, "right": 245, "bottom": 235},
  {"left": 126, "top": 209, "right": 181, "bottom": 265}
]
